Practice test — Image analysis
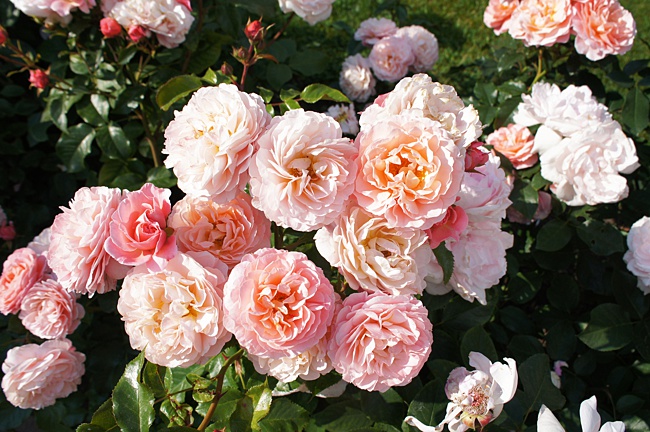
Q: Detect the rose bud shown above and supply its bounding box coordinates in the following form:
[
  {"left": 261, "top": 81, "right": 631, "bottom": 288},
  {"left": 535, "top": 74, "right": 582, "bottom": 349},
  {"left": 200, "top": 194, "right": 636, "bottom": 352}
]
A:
[
  {"left": 100, "top": 17, "right": 121, "bottom": 39},
  {"left": 28, "top": 70, "right": 49, "bottom": 89}
]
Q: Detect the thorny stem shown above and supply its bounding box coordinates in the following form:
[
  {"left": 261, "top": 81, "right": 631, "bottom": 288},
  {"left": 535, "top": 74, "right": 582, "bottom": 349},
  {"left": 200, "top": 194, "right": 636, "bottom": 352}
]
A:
[{"left": 238, "top": 44, "right": 255, "bottom": 91}]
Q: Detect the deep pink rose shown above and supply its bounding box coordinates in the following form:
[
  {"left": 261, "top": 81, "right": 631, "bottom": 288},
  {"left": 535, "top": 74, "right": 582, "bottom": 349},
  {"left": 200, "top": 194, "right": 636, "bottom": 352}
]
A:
[
  {"left": 100, "top": 17, "right": 121, "bottom": 38},
  {"left": 464, "top": 141, "right": 490, "bottom": 172},
  {"left": 0, "top": 248, "right": 48, "bottom": 315},
  {"left": 1, "top": 339, "right": 85, "bottom": 410},
  {"left": 104, "top": 183, "right": 177, "bottom": 272},
  {"left": 223, "top": 248, "right": 336, "bottom": 359},
  {"left": 426, "top": 205, "right": 469, "bottom": 249},
  {"left": 28, "top": 70, "right": 49, "bottom": 89},
  {"left": 128, "top": 25, "right": 149, "bottom": 43}
]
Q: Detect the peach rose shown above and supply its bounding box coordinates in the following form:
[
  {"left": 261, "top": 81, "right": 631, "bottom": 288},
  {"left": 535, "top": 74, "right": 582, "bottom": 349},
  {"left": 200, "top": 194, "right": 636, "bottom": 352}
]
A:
[
  {"left": 117, "top": 252, "right": 231, "bottom": 368},
  {"left": 162, "top": 84, "right": 271, "bottom": 202},
  {"left": 168, "top": 192, "right": 270, "bottom": 269},
  {"left": 0, "top": 248, "right": 48, "bottom": 315},
  {"left": 314, "top": 205, "right": 434, "bottom": 296},
  {"left": 328, "top": 291, "right": 433, "bottom": 392},
  {"left": 1, "top": 338, "right": 85, "bottom": 410},
  {"left": 368, "top": 35, "right": 415, "bottom": 82},
  {"left": 339, "top": 54, "right": 377, "bottom": 103},
  {"left": 394, "top": 25, "right": 439, "bottom": 73},
  {"left": 19, "top": 277, "right": 85, "bottom": 340},
  {"left": 354, "top": 112, "right": 465, "bottom": 229},
  {"left": 486, "top": 123, "right": 538, "bottom": 169},
  {"left": 623, "top": 216, "right": 650, "bottom": 295},
  {"left": 249, "top": 109, "right": 358, "bottom": 232},
  {"left": 508, "top": 0, "right": 572, "bottom": 47},
  {"left": 223, "top": 248, "right": 336, "bottom": 359},
  {"left": 48, "top": 186, "right": 129, "bottom": 296},
  {"left": 483, "top": 0, "right": 520, "bottom": 35},
  {"left": 104, "top": 183, "right": 177, "bottom": 271},
  {"left": 354, "top": 17, "right": 398, "bottom": 45},
  {"left": 571, "top": 0, "right": 636, "bottom": 61}
]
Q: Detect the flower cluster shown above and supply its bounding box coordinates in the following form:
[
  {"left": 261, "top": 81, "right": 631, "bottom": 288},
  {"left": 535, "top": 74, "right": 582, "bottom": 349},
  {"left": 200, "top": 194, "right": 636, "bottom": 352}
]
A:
[{"left": 484, "top": 0, "right": 636, "bottom": 61}]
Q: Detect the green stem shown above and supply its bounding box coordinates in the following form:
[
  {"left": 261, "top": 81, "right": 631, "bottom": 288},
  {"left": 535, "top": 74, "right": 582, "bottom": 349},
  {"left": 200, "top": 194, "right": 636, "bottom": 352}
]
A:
[
  {"left": 285, "top": 232, "right": 314, "bottom": 251},
  {"left": 531, "top": 49, "right": 546, "bottom": 86}
]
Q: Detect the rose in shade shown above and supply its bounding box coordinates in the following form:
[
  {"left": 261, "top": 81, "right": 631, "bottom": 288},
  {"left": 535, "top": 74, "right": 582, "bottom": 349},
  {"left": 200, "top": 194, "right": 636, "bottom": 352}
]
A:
[
  {"left": 339, "top": 54, "right": 376, "bottom": 103},
  {"left": 0, "top": 248, "right": 48, "bottom": 315},
  {"left": 623, "top": 216, "right": 650, "bottom": 295},
  {"left": 394, "top": 25, "right": 439, "bottom": 72},
  {"left": 354, "top": 17, "right": 398, "bottom": 45}
]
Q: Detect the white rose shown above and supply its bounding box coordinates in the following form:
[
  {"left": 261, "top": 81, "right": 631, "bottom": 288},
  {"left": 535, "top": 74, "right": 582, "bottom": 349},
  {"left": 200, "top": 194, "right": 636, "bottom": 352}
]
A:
[
  {"left": 623, "top": 216, "right": 650, "bottom": 294},
  {"left": 278, "top": 0, "right": 335, "bottom": 25}
]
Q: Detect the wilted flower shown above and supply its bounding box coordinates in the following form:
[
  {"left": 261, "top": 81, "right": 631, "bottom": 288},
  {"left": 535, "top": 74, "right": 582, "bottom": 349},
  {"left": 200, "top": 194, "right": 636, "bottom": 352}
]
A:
[{"left": 538, "top": 396, "right": 625, "bottom": 432}]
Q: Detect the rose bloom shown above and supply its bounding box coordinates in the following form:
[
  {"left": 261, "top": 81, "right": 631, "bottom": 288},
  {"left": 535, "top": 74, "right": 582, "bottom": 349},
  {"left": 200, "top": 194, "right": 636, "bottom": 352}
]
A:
[
  {"left": 28, "top": 69, "right": 49, "bottom": 89},
  {"left": 538, "top": 396, "right": 625, "bottom": 432},
  {"left": 486, "top": 123, "right": 538, "bottom": 170},
  {"left": 100, "top": 16, "right": 122, "bottom": 38},
  {"left": 508, "top": 0, "right": 572, "bottom": 47},
  {"left": 623, "top": 216, "right": 650, "bottom": 295},
  {"left": 339, "top": 54, "right": 377, "bottom": 103},
  {"left": 19, "top": 277, "right": 85, "bottom": 340},
  {"left": 354, "top": 113, "right": 465, "bottom": 229},
  {"left": 1, "top": 338, "right": 85, "bottom": 410},
  {"left": 406, "top": 352, "right": 517, "bottom": 432},
  {"left": 104, "top": 183, "right": 177, "bottom": 271},
  {"left": 360, "top": 74, "right": 482, "bottom": 149},
  {"left": 128, "top": 24, "right": 149, "bottom": 42},
  {"left": 425, "top": 205, "right": 469, "bottom": 249},
  {"left": 10, "top": 0, "right": 95, "bottom": 24},
  {"left": 0, "top": 248, "right": 48, "bottom": 315},
  {"left": 464, "top": 141, "right": 490, "bottom": 172},
  {"left": 27, "top": 227, "right": 51, "bottom": 257},
  {"left": 354, "top": 17, "right": 398, "bottom": 45},
  {"left": 278, "top": 0, "right": 335, "bottom": 25},
  {"left": 571, "top": 0, "right": 636, "bottom": 61},
  {"left": 328, "top": 291, "right": 433, "bottom": 393},
  {"left": 325, "top": 103, "right": 359, "bottom": 135},
  {"left": 249, "top": 109, "right": 358, "bottom": 232},
  {"left": 163, "top": 84, "right": 271, "bottom": 202},
  {"left": 117, "top": 252, "right": 231, "bottom": 368},
  {"left": 223, "top": 248, "right": 336, "bottom": 359},
  {"left": 426, "top": 220, "right": 514, "bottom": 305},
  {"left": 394, "top": 25, "right": 439, "bottom": 73},
  {"left": 538, "top": 120, "right": 639, "bottom": 206},
  {"left": 168, "top": 192, "right": 270, "bottom": 269},
  {"left": 48, "top": 186, "right": 129, "bottom": 296},
  {"left": 368, "top": 35, "right": 415, "bottom": 82},
  {"left": 483, "top": 0, "right": 520, "bottom": 35}
]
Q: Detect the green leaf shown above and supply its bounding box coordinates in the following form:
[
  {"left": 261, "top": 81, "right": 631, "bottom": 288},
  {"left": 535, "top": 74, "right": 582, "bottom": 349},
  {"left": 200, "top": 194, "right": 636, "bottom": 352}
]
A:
[
  {"left": 280, "top": 88, "right": 301, "bottom": 102},
  {"left": 96, "top": 123, "right": 131, "bottom": 160},
  {"left": 536, "top": 219, "right": 572, "bottom": 252},
  {"left": 247, "top": 383, "right": 273, "bottom": 431},
  {"left": 547, "top": 273, "right": 580, "bottom": 312},
  {"left": 143, "top": 363, "right": 167, "bottom": 399},
  {"left": 301, "top": 84, "right": 350, "bottom": 104},
  {"left": 77, "top": 398, "right": 119, "bottom": 431},
  {"left": 199, "top": 389, "right": 243, "bottom": 429},
  {"left": 312, "top": 401, "right": 373, "bottom": 431},
  {"left": 510, "top": 180, "right": 538, "bottom": 220},
  {"left": 147, "top": 166, "right": 177, "bottom": 188},
  {"left": 231, "top": 395, "right": 254, "bottom": 432},
  {"left": 460, "top": 326, "right": 498, "bottom": 363},
  {"left": 507, "top": 272, "right": 541, "bottom": 304},
  {"left": 518, "top": 354, "right": 566, "bottom": 415},
  {"left": 266, "top": 64, "right": 293, "bottom": 90},
  {"left": 405, "top": 380, "right": 448, "bottom": 430},
  {"left": 56, "top": 123, "right": 95, "bottom": 173},
  {"left": 69, "top": 53, "right": 90, "bottom": 75},
  {"left": 258, "top": 398, "right": 309, "bottom": 432},
  {"left": 257, "top": 87, "right": 274, "bottom": 104},
  {"left": 634, "top": 319, "right": 650, "bottom": 361},
  {"left": 44, "top": 97, "right": 68, "bottom": 132},
  {"left": 576, "top": 219, "right": 625, "bottom": 256},
  {"left": 77, "top": 96, "right": 107, "bottom": 126},
  {"left": 440, "top": 294, "right": 497, "bottom": 331},
  {"left": 289, "top": 49, "right": 328, "bottom": 76},
  {"left": 112, "top": 352, "right": 155, "bottom": 432},
  {"left": 578, "top": 303, "right": 633, "bottom": 351},
  {"left": 156, "top": 75, "right": 203, "bottom": 111},
  {"left": 187, "top": 32, "right": 228, "bottom": 74},
  {"left": 432, "top": 243, "right": 454, "bottom": 284},
  {"left": 622, "top": 87, "right": 650, "bottom": 135},
  {"left": 361, "top": 389, "right": 405, "bottom": 426}
]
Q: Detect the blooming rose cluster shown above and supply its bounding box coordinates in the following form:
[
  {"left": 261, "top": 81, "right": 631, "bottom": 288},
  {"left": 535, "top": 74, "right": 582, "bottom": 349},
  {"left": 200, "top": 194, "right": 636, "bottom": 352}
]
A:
[
  {"left": 484, "top": 0, "right": 636, "bottom": 61},
  {"left": 9, "top": 0, "right": 95, "bottom": 25},
  {"left": 512, "top": 82, "right": 639, "bottom": 206},
  {"left": 340, "top": 17, "right": 439, "bottom": 101}
]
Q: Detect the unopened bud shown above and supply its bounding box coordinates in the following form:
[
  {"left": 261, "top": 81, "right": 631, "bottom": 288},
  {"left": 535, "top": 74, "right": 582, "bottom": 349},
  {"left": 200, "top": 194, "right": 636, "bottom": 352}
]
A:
[
  {"left": 220, "top": 62, "right": 233, "bottom": 76},
  {"left": 245, "top": 19, "right": 264, "bottom": 42},
  {"left": 232, "top": 46, "right": 248, "bottom": 62},
  {"left": 465, "top": 141, "right": 489, "bottom": 172},
  {"left": 128, "top": 25, "right": 148, "bottom": 43},
  {"left": 28, "top": 69, "right": 49, "bottom": 89},
  {"left": 0, "top": 26, "right": 8, "bottom": 45},
  {"left": 100, "top": 17, "right": 122, "bottom": 39}
]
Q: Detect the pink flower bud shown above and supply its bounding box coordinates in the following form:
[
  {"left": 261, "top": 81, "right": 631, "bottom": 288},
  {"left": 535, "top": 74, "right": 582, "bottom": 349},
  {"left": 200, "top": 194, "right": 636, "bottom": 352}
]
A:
[
  {"left": 465, "top": 141, "right": 490, "bottom": 172},
  {"left": 28, "top": 70, "right": 49, "bottom": 89},
  {"left": 0, "top": 26, "right": 8, "bottom": 45},
  {"left": 425, "top": 205, "right": 468, "bottom": 249},
  {"left": 245, "top": 19, "right": 264, "bottom": 42},
  {"left": 0, "top": 222, "right": 15, "bottom": 241},
  {"left": 100, "top": 17, "right": 121, "bottom": 39},
  {"left": 177, "top": 0, "right": 192, "bottom": 11},
  {"left": 128, "top": 25, "right": 148, "bottom": 43}
]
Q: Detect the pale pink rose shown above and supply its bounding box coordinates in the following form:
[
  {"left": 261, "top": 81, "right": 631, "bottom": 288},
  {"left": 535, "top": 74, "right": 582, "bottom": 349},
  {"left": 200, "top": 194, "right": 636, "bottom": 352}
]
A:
[
  {"left": 19, "top": 277, "right": 85, "bottom": 340},
  {"left": 354, "top": 17, "right": 398, "bottom": 45},
  {"left": 339, "top": 54, "right": 377, "bottom": 103},
  {"left": 163, "top": 84, "right": 271, "bottom": 202},
  {"left": 27, "top": 228, "right": 51, "bottom": 258},
  {"left": 355, "top": 113, "right": 465, "bottom": 229},
  {"left": 104, "top": 183, "right": 177, "bottom": 272},
  {"left": 368, "top": 35, "right": 415, "bottom": 82},
  {"left": 483, "top": 0, "right": 520, "bottom": 35},
  {"left": 360, "top": 74, "right": 482, "bottom": 148},
  {"left": 507, "top": 190, "right": 552, "bottom": 224},
  {"left": 249, "top": 109, "right": 358, "bottom": 232},
  {"left": 48, "top": 187, "right": 129, "bottom": 296},
  {"left": 325, "top": 103, "right": 359, "bottom": 135},
  {"left": 623, "top": 216, "right": 650, "bottom": 294},
  {"left": 426, "top": 220, "right": 513, "bottom": 305},
  {"left": 572, "top": 0, "right": 636, "bottom": 61},
  {"left": 394, "top": 25, "right": 439, "bottom": 72},
  {"left": 10, "top": 0, "right": 95, "bottom": 24},
  {"left": 117, "top": 252, "right": 231, "bottom": 368},
  {"left": 49, "top": 0, "right": 95, "bottom": 16},
  {"left": 314, "top": 205, "right": 435, "bottom": 296},
  {"left": 1, "top": 339, "right": 85, "bottom": 410},
  {"left": 168, "top": 192, "right": 270, "bottom": 269},
  {"left": 278, "top": 0, "right": 335, "bottom": 25},
  {"left": 425, "top": 205, "right": 469, "bottom": 249},
  {"left": 328, "top": 291, "right": 433, "bottom": 392},
  {"left": 100, "top": 16, "right": 122, "bottom": 38},
  {"left": 223, "top": 248, "right": 336, "bottom": 359},
  {"left": 464, "top": 141, "right": 490, "bottom": 172},
  {"left": 508, "top": 0, "right": 572, "bottom": 47},
  {"left": 456, "top": 151, "right": 513, "bottom": 222},
  {"left": 512, "top": 82, "right": 564, "bottom": 129},
  {"left": 486, "top": 124, "right": 538, "bottom": 169},
  {"left": 0, "top": 248, "right": 48, "bottom": 315}
]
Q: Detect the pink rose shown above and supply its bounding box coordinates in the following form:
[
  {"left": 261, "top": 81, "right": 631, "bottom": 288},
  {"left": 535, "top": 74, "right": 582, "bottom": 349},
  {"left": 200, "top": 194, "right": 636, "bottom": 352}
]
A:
[
  {"left": 425, "top": 205, "right": 469, "bottom": 249},
  {"left": 277, "top": 0, "right": 335, "bottom": 25},
  {"left": 486, "top": 124, "right": 538, "bottom": 169},
  {"left": 394, "top": 25, "right": 439, "bottom": 73},
  {"left": 27, "top": 227, "right": 51, "bottom": 257},
  {"left": 571, "top": 0, "right": 636, "bottom": 61},
  {"left": 104, "top": 183, "right": 176, "bottom": 271},
  {"left": 48, "top": 186, "right": 129, "bottom": 296},
  {"left": 354, "top": 113, "right": 465, "bottom": 229},
  {"left": 163, "top": 84, "right": 271, "bottom": 202},
  {"left": 354, "top": 17, "right": 398, "bottom": 45},
  {"left": 0, "top": 248, "right": 48, "bottom": 315},
  {"left": 100, "top": 17, "right": 121, "bottom": 38},
  {"left": 168, "top": 192, "right": 271, "bottom": 269},
  {"left": 223, "top": 248, "right": 336, "bottom": 359},
  {"left": 328, "top": 291, "right": 433, "bottom": 392},
  {"left": 508, "top": 0, "right": 572, "bottom": 47},
  {"left": 623, "top": 216, "right": 650, "bottom": 295},
  {"left": 117, "top": 253, "right": 231, "bottom": 368},
  {"left": 10, "top": 0, "right": 95, "bottom": 23},
  {"left": 1, "top": 338, "right": 85, "bottom": 410},
  {"left": 484, "top": 0, "right": 520, "bottom": 35},
  {"left": 0, "top": 222, "right": 16, "bottom": 241},
  {"left": 28, "top": 69, "right": 49, "bottom": 89},
  {"left": 19, "top": 277, "right": 85, "bottom": 340},
  {"left": 368, "top": 35, "right": 415, "bottom": 82},
  {"left": 339, "top": 54, "right": 377, "bottom": 103},
  {"left": 464, "top": 141, "right": 490, "bottom": 172},
  {"left": 127, "top": 24, "right": 149, "bottom": 42},
  {"left": 249, "top": 109, "right": 358, "bottom": 232}
]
